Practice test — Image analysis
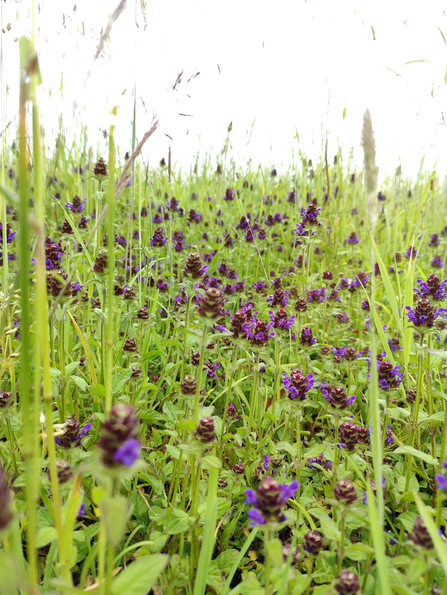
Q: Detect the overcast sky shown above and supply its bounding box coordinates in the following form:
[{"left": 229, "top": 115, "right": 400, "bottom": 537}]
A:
[{"left": 2, "top": 0, "right": 447, "bottom": 179}]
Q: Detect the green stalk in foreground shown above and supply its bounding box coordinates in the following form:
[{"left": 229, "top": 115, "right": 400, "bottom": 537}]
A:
[
  {"left": 105, "top": 107, "right": 117, "bottom": 415},
  {"left": 18, "top": 37, "right": 38, "bottom": 594},
  {"left": 362, "top": 109, "right": 390, "bottom": 594}
]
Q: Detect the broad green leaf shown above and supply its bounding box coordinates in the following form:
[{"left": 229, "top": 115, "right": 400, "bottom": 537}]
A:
[
  {"left": 201, "top": 455, "right": 222, "bottom": 469},
  {"left": 102, "top": 496, "right": 129, "bottom": 547},
  {"left": 35, "top": 527, "right": 58, "bottom": 549},
  {"left": 166, "top": 509, "right": 195, "bottom": 535},
  {"left": 394, "top": 445, "right": 437, "bottom": 466},
  {"left": 111, "top": 555, "right": 168, "bottom": 595}
]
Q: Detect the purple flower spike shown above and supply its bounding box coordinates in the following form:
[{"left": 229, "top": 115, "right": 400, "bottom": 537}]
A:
[
  {"left": 436, "top": 473, "right": 447, "bottom": 494},
  {"left": 114, "top": 438, "right": 141, "bottom": 466}
]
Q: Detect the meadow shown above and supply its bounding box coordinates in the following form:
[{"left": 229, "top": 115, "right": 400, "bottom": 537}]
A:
[{"left": 2, "top": 39, "right": 447, "bottom": 595}]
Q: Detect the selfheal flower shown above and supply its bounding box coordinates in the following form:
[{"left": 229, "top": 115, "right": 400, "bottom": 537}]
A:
[
  {"left": 184, "top": 253, "right": 208, "bottom": 278},
  {"left": 245, "top": 476, "right": 299, "bottom": 526},
  {"left": 195, "top": 417, "right": 216, "bottom": 444},
  {"left": 300, "top": 203, "right": 321, "bottom": 225},
  {"left": 406, "top": 298, "right": 447, "bottom": 328},
  {"left": 0, "top": 468, "right": 12, "bottom": 530},
  {"left": 345, "top": 232, "right": 360, "bottom": 244},
  {"left": 65, "top": 195, "right": 87, "bottom": 213},
  {"left": 300, "top": 326, "right": 316, "bottom": 346},
  {"left": 403, "top": 246, "right": 419, "bottom": 259},
  {"left": 429, "top": 233, "right": 440, "bottom": 247},
  {"left": 55, "top": 416, "right": 92, "bottom": 448},
  {"left": 98, "top": 403, "right": 140, "bottom": 467},
  {"left": 114, "top": 438, "right": 141, "bottom": 466},
  {"left": 303, "top": 530, "right": 323, "bottom": 555},
  {"left": 414, "top": 275, "right": 447, "bottom": 300},
  {"left": 242, "top": 316, "right": 275, "bottom": 347},
  {"left": 431, "top": 255, "right": 444, "bottom": 269},
  {"left": 335, "top": 570, "right": 360, "bottom": 595},
  {"left": 408, "top": 517, "right": 433, "bottom": 549},
  {"left": 93, "top": 157, "right": 108, "bottom": 180},
  {"left": 376, "top": 359, "right": 404, "bottom": 390},
  {"left": 334, "top": 479, "right": 357, "bottom": 504},
  {"left": 436, "top": 473, "right": 447, "bottom": 494},
  {"left": 282, "top": 369, "right": 314, "bottom": 400},
  {"left": 150, "top": 227, "right": 168, "bottom": 247},
  {"left": 0, "top": 223, "right": 16, "bottom": 244},
  {"left": 320, "top": 384, "right": 356, "bottom": 408},
  {"left": 269, "top": 309, "right": 295, "bottom": 330}
]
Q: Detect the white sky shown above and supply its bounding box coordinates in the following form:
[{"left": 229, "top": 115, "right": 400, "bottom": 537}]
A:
[{"left": 2, "top": 0, "right": 447, "bottom": 180}]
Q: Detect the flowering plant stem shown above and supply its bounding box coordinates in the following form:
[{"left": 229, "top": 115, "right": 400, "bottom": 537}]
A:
[
  {"left": 244, "top": 365, "right": 259, "bottom": 462},
  {"left": 193, "top": 326, "right": 208, "bottom": 425},
  {"left": 105, "top": 109, "right": 116, "bottom": 414},
  {"left": 220, "top": 345, "right": 239, "bottom": 444}
]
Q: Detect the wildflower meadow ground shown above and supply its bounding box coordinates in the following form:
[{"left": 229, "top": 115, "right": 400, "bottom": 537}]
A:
[{"left": 2, "top": 38, "right": 447, "bottom": 595}]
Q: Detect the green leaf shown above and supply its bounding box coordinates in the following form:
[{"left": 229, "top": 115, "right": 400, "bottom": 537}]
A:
[
  {"left": 201, "top": 455, "right": 222, "bottom": 469},
  {"left": 112, "top": 369, "right": 133, "bottom": 395},
  {"left": 276, "top": 441, "right": 296, "bottom": 457},
  {"left": 394, "top": 445, "right": 437, "bottom": 466},
  {"left": 69, "top": 375, "right": 88, "bottom": 392},
  {"left": 308, "top": 509, "right": 340, "bottom": 541},
  {"left": 35, "top": 526, "right": 58, "bottom": 549},
  {"left": 304, "top": 443, "right": 326, "bottom": 460},
  {"left": 90, "top": 383, "right": 106, "bottom": 398},
  {"left": 265, "top": 538, "right": 284, "bottom": 567},
  {"left": 166, "top": 509, "right": 195, "bottom": 535},
  {"left": 102, "top": 496, "right": 129, "bottom": 547},
  {"left": 344, "top": 543, "right": 374, "bottom": 561},
  {"left": 111, "top": 555, "right": 168, "bottom": 595}
]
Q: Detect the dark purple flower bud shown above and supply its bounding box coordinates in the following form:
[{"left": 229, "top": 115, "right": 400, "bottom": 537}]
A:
[
  {"left": 66, "top": 195, "right": 86, "bottom": 213},
  {"left": 242, "top": 317, "right": 275, "bottom": 347},
  {"left": 93, "top": 251, "right": 108, "bottom": 274},
  {"left": 245, "top": 476, "right": 299, "bottom": 525},
  {"left": 267, "top": 288, "right": 289, "bottom": 308},
  {"left": 55, "top": 416, "right": 91, "bottom": 448},
  {"left": 429, "top": 234, "right": 440, "bottom": 247},
  {"left": 0, "top": 468, "right": 12, "bottom": 530},
  {"left": 338, "top": 420, "right": 369, "bottom": 450},
  {"left": 123, "top": 338, "right": 138, "bottom": 353},
  {"left": 137, "top": 305, "right": 149, "bottom": 320},
  {"left": 198, "top": 287, "right": 225, "bottom": 322},
  {"left": 303, "top": 530, "right": 324, "bottom": 555},
  {"left": 0, "top": 391, "right": 12, "bottom": 409},
  {"left": 334, "top": 479, "right": 357, "bottom": 505},
  {"left": 345, "top": 232, "right": 360, "bottom": 244},
  {"left": 98, "top": 403, "right": 140, "bottom": 467},
  {"left": 335, "top": 570, "right": 360, "bottom": 594},
  {"left": 49, "top": 459, "right": 73, "bottom": 484},
  {"left": 180, "top": 374, "right": 197, "bottom": 395},
  {"left": 408, "top": 516, "right": 433, "bottom": 549},
  {"left": 322, "top": 270, "right": 333, "bottom": 281},
  {"left": 431, "top": 255, "right": 444, "bottom": 269},
  {"left": 406, "top": 298, "right": 447, "bottom": 328},
  {"left": 184, "top": 253, "right": 208, "bottom": 279},
  {"left": 195, "top": 417, "right": 216, "bottom": 444},
  {"left": 320, "top": 385, "right": 355, "bottom": 409},
  {"left": 282, "top": 368, "right": 314, "bottom": 401},
  {"left": 377, "top": 191, "right": 386, "bottom": 201},
  {"left": 93, "top": 157, "right": 108, "bottom": 180},
  {"left": 415, "top": 275, "right": 447, "bottom": 300},
  {"left": 150, "top": 227, "right": 168, "bottom": 247},
  {"left": 233, "top": 463, "right": 245, "bottom": 475},
  {"left": 299, "top": 326, "right": 316, "bottom": 347}
]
